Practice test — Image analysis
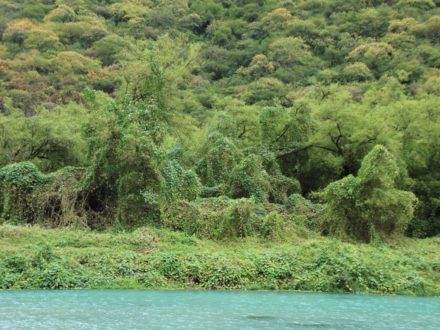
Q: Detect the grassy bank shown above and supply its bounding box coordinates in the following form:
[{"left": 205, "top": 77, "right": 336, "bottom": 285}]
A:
[{"left": 0, "top": 225, "right": 439, "bottom": 296}]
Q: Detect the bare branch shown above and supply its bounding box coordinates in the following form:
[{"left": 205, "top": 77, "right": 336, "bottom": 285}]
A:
[{"left": 277, "top": 143, "right": 339, "bottom": 159}]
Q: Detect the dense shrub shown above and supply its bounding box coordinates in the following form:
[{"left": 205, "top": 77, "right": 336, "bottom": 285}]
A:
[
  {"left": 161, "top": 200, "right": 201, "bottom": 236},
  {"left": 228, "top": 154, "right": 270, "bottom": 203},
  {"left": 0, "top": 162, "right": 50, "bottom": 224},
  {"left": 343, "top": 62, "right": 374, "bottom": 82},
  {"left": 33, "top": 166, "right": 87, "bottom": 227},
  {"left": 319, "top": 145, "right": 417, "bottom": 242},
  {"left": 0, "top": 225, "right": 438, "bottom": 294},
  {"left": 197, "top": 137, "right": 241, "bottom": 188},
  {"left": 0, "top": 0, "right": 439, "bottom": 238},
  {"left": 0, "top": 243, "right": 89, "bottom": 289},
  {"left": 162, "top": 160, "right": 201, "bottom": 204},
  {"left": 287, "top": 193, "right": 324, "bottom": 229},
  {"left": 260, "top": 212, "right": 287, "bottom": 240},
  {"left": 347, "top": 42, "right": 394, "bottom": 75},
  {"left": 222, "top": 198, "right": 262, "bottom": 238},
  {"left": 189, "top": 197, "right": 264, "bottom": 240},
  {"left": 44, "top": 5, "right": 76, "bottom": 23}
]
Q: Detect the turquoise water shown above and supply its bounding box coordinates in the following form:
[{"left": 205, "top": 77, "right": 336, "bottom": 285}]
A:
[{"left": 0, "top": 291, "right": 439, "bottom": 329}]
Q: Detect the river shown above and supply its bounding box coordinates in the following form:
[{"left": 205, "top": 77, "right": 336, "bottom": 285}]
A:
[{"left": 0, "top": 290, "right": 439, "bottom": 329}]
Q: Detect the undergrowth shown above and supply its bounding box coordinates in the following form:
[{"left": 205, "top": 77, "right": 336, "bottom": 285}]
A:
[{"left": 0, "top": 225, "right": 438, "bottom": 295}]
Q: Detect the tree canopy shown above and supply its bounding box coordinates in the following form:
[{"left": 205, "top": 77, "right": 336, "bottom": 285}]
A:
[{"left": 0, "top": 0, "right": 439, "bottom": 240}]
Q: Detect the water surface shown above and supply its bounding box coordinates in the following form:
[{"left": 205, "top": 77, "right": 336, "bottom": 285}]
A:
[{"left": 0, "top": 290, "right": 439, "bottom": 329}]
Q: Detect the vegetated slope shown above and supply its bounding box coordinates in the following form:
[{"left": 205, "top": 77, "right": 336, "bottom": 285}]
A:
[
  {"left": 0, "top": 0, "right": 439, "bottom": 242},
  {"left": 0, "top": 225, "right": 439, "bottom": 295}
]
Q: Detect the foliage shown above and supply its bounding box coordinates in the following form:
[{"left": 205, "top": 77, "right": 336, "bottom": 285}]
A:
[
  {"left": 0, "top": 162, "right": 50, "bottom": 224},
  {"left": 162, "top": 196, "right": 262, "bottom": 240},
  {"left": 287, "top": 193, "right": 324, "bottom": 230},
  {"left": 320, "top": 145, "right": 417, "bottom": 242},
  {"left": 227, "top": 154, "right": 269, "bottom": 203},
  {"left": 44, "top": 5, "right": 76, "bottom": 23},
  {"left": 343, "top": 62, "right": 374, "bottom": 82},
  {"left": 197, "top": 136, "right": 241, "bottom": 188},
  {"left": 162, "top": 159, "right": 201, "bottom": 204},
  {"left": 0, "top": 0, "right": 439, "bottom": 238},
  {"left": 0, "top": 225, "right": 438, "bottom": 295},
  {"left": 161, "top": 200, "right": 200, "bottom": 236},
  {"left": 260, "top": 212, "right": 289, "bottom": 240},
  {"left": 0, "top": 105, "right": 88, "bottom": 171},
  {"left": 81, "top": 97, "right": 163, "bottom": 228},
  {"left": 347, "top": 42, "right": 394, "bottom": 75},
  {"left": 222, "top": 198, "right": 263, "bottom": 239}
]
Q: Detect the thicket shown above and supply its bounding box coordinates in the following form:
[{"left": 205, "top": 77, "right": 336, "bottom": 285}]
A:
[
  {"left": 319, "top": 145, "right": 417, "bottom": 242},
  {"left": 0, "top": 0, "right": 439, "bottom": 241},
  {"left": 0, "top": 225, "right": 438, "bottom": 295}
]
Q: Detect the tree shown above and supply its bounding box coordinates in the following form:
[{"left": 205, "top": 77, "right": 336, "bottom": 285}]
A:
[
  {"left": 268, "top": 37, "right": 313, "bottom": 68},
  {"left": 332, "top": 7, "right": 391, "bottom": 38},
  {"left": 24, "top": 29, "right": 62, "bottom": 51},
  {"left": 44, "top": 5, "right": 76, "bottom": 23},
  {"left": 88, "top": 34, "right": 132, "bottom": 66},
  {"left": 320, "top": 145, "right": 417, "bottom": 242},
  {"left": 3, "top": 19, "right": 35, "bottom": 45},
  {"left": 413, "top": 16, "right": 440, "bottom": 44},
  {"left": 0, "top": 105, "right": 88, "bottom": 171},
  {"left": 347, "top": 42, "right": 394, "bottom": 76},
  {"left": 228, "top": 154, "right": 270, "bottom": 203},
  {"left": 261, "top": 8, "right": 293, "bottom": 33},
  {"left": 244, "top": 77, "right": 287, "bottom": 105},
  {"left": 196, "top": 136, "right": 241, "bottom": 188},
  {"left": 82, "top": 96, "right": 163, "bottom": 227},
  {"left": 343, "top": 62, "right": 374, "bottom": 81}
]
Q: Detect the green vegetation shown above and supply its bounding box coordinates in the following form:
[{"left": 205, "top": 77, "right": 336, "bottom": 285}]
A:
[
  {"left": 319, "top": 145, "right": 417, "bottom": 242},
  {"left": 0, "top": 225, "right": 439, "bottom": 295},
  {"left": 0, "top": 0, "right": 439, "bottom": 293}
]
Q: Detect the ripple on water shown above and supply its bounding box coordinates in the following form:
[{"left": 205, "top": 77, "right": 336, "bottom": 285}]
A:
[{"left": 0, "top": 291, "right": 439, "bottom": 330}]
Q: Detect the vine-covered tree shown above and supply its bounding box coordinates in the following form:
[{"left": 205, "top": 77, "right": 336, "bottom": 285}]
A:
[{"left": 320, "top": 145, "right": 417, "bottom": 242}]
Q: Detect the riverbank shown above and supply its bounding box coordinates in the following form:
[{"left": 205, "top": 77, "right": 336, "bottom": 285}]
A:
[{"left": 0, "top": 225, "right": 439, "bottom": 295}]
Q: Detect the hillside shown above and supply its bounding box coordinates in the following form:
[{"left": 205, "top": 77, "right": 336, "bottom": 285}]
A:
[{"left": 0, "top": 1, "right": 439, "bottom": 251}]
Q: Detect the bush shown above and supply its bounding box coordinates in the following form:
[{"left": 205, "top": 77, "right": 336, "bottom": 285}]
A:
[
  {"left": 222, "top": 198, "right": 262, "bottom": 238},
  {"left": 188, "top": 196, "right": 264, "bottom": 240},
  {"left": 287, "top": 193, "right": 323, "bottom": 229},
  {"left": 81, "top": 99, "right": 163, "bottom": 228},
  {"left": 0, "top": 162, "right": 50, "bottom": 224},
  {"left": 162, "top": 160, "right": 201, "bottom": 204},
  {"left": 88, "top": 34, "right": 132, "bottom": 66},
  {"left": 413, "top": 16, "right": 440, "bottom": 43},
  {"left": 23, "top": 29, "right": 62, "bottom": 51},
  {"left": 228, "top": 154, "right": 270, "bottom": 203},
  {"left": 256, "top": 149, "right": 302, "bottom": 204},
  {"left": 244, "top": 78, "right": 287, "bottom": 105},
  {"left": 196, "top": 137, "right": 241, "bottom": 187},
  {"left": 44, "top": 5, "right": 76, "bottom": 23},
  {"left": 0, "top": 163, "right": 90, "bottom": 227},
  {"left": 57, "top": 22, "right": 108, "bottom": 47},
  {"left": 396, "top": 0, "right": 436, "bottom": 10},
  {"left": 319, "top": 145, "right": 417, "bottom": 242},
  {"left": 268, "top": 174, "right": 301, "bottom": 204},
  {"left": 348, "top": 42, "right": 394, "bottom": 75},
  {"left": 192, "top": 197, "right": 231, "bottom": 239},
  {"left": 33, "top": 166, "right": 87, "bottom": 227},
  {"left": 161, "top": 200, "right": 200, "bottom": 235},
  {"left": 2, "top": 19, "right": 35, "bottom": 45},
  {"left": 260, "top": 212, "right": 286, "bottom": 240},
  {"left": 197, "top": 256, "right": 249, "bottom": 289},
  {"left": 0, "top": 243, "right": 90, "bottom": 289},
  {"left": 343, "top": 62, "right": 374, "bottom": 82}
]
